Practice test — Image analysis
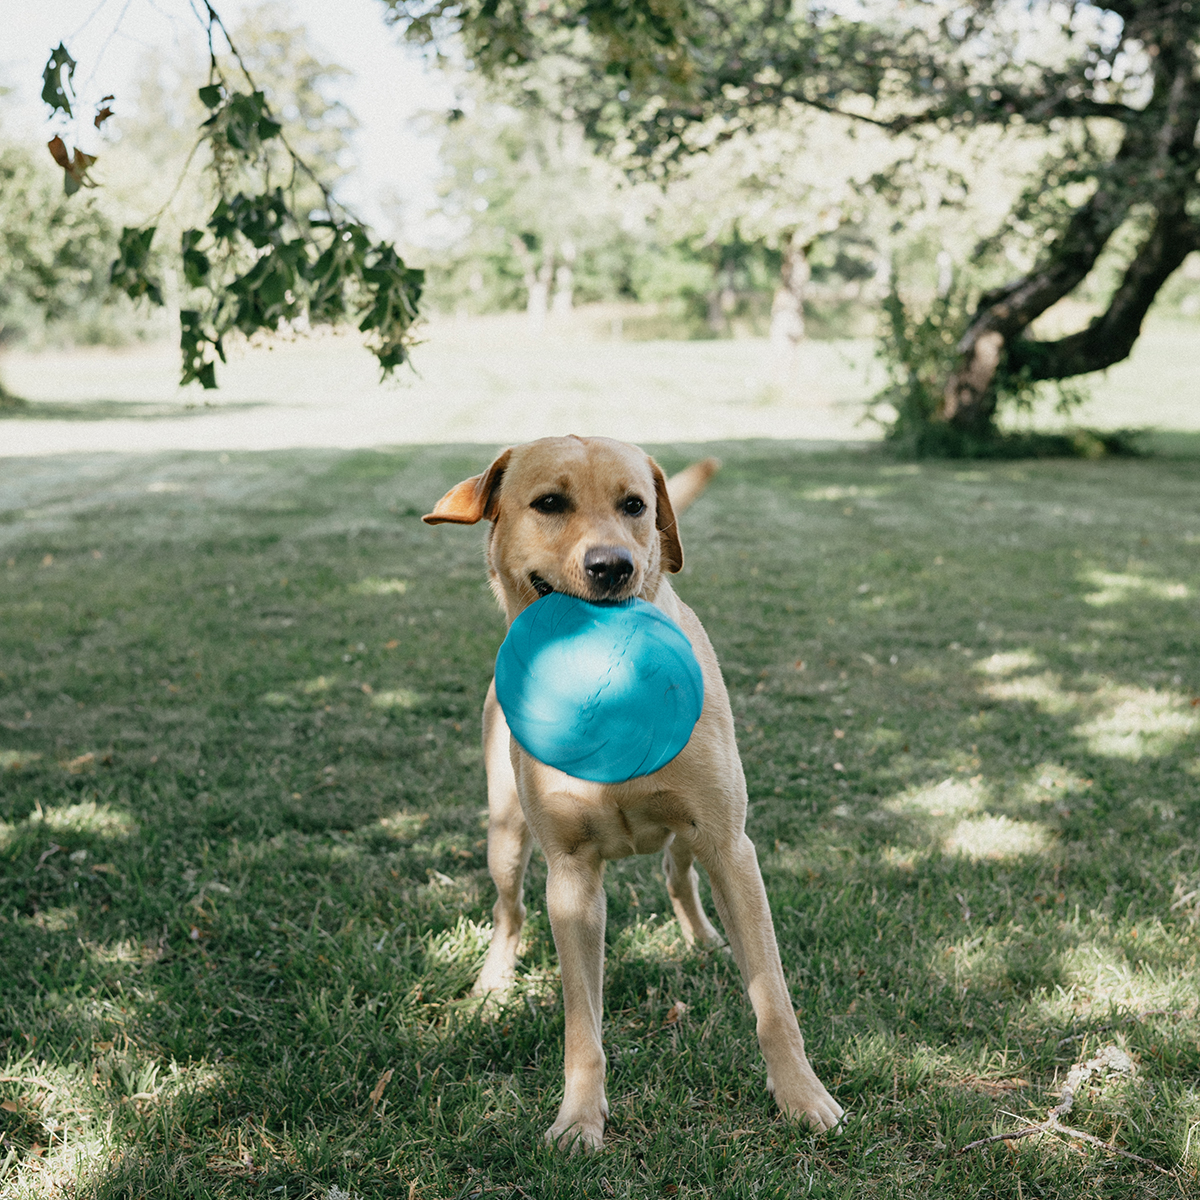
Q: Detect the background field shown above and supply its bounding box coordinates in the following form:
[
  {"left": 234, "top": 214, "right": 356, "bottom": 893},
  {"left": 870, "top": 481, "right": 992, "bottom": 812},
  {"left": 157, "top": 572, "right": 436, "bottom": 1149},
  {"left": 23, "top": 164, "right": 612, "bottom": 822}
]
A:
[
  {"left": 3, "top": 311, "right": 1200, "bottom": 456},
  {"left": 1, "top": 437, "right": 1199, "bottom": 1198}
]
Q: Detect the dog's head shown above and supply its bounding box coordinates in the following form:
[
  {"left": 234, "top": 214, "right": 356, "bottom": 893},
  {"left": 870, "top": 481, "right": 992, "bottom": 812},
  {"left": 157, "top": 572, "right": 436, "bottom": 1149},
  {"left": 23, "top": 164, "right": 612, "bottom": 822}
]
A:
[{"left": 423, "top": 436, "right": 683, "bottom": 620}]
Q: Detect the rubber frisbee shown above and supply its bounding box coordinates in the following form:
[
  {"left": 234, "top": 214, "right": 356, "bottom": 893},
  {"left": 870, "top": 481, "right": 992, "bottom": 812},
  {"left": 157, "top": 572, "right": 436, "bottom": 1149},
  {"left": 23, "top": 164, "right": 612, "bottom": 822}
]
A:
[{"left": 494, "top": 592, "right": 705, "bottom": 783}]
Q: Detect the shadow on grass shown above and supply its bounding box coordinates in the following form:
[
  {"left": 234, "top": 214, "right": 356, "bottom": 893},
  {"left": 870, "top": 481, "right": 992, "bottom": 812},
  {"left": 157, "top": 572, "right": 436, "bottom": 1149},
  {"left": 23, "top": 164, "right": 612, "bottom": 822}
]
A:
[
  {"left": 0, "top": 398, "right": 267, "bottom": 422},
  {"left": 1, "top": 442, "right": 1198, "bottom": 1197}
]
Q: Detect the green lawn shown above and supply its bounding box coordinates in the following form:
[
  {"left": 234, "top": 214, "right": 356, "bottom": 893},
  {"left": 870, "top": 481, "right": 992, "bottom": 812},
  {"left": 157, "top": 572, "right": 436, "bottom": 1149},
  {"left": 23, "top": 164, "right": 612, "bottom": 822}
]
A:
[{"left": 1, "top": 442, "right": 1198, "bottom": 1198}]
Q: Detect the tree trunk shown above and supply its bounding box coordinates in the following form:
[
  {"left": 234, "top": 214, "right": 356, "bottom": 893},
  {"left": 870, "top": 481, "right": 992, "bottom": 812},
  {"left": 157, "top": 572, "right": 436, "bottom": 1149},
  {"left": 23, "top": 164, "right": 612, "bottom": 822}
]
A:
[
  {"left": 552, "top": 239, "right": 576, "bottom": 316},
  {"left": 513, "top": 236, "right": 552, "bottom": 333},
  {"left": 770, "top": 231, "right": 810, "bottom": 385},
  {"left": 940, "top": 21, "right": 1200, "bottom": 435}
]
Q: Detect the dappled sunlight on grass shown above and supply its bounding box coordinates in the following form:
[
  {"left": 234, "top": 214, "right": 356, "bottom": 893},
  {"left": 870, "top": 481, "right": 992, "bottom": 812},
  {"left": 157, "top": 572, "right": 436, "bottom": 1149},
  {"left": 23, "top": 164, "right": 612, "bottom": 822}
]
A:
[
  {"left": 876, "top": 776, "right": 1052, "bottom": 862},
  {"left": 982, "top": 670, "right": 1080, "bottom": 714},
  {"left": 800, "top": 484, "right": 891, "bottom": 501},
  {"left": 975, "top": 649, "right": 1042, "bottom": 677},
  {"left": 0, "top": 1051, "right": 228, "bottom": 1200},
  {"left": 1082, "top": 569, "right": 1191, "bottom": 606},
  {"left": 610, "top": 914, "right": 691, "bottom": 966},
  {"left": 942, "top": 814, "right": 1051, "bottom": 862},
  {"left": 1019, "top": 761, "right": 1094, "bottom": 807},
  {"left": 1074, "top": 685, "right": 1200, "bottom": 759},
  {"left": 0, "top": 751, "right": 43, "bottom": 771},
  {"left": 841, "top": 1030, "right": 951, "bottom": 1093},
  {"left": 371, "top": 688, "right": 423, "bottom": 710},
  {"left": 1055, "top": 935, "right": 1199, "bottom": 1015},
  {"left": 348, "top": 577, "right": 408, "bottom": 596},
  {"left": 376, "top": 810, "right": 430, "bottom": 840},
  {"left": 884, "top": 776, "right": 988, "bottom": 818},
  {"left": 0, "top": 801, "right": 137, "bottom": 852},
  {"left": 974, "top": 651, "right": 1199, "bottom": 760},
  {"left": 421, "top": 917, "right": 491, "bottom": 998},
  {"left": 20, "top": 906, "right": 78, "bottom": 934}
]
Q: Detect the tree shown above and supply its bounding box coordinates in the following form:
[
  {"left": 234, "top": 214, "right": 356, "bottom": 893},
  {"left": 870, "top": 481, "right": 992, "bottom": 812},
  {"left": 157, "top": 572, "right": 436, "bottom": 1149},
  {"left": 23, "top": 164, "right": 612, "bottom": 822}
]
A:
[
  {"left": 427, "top": 87, "right": 649, "bottom": 325},
  {"left": 648, "top": 109, "right": 898, "bottom": 376},
  {"left": 38, "top": 3, "right": 420, "bottom": 389},
  {"left": 384, "top": 0, "right": 1200, "bottom": 445}
]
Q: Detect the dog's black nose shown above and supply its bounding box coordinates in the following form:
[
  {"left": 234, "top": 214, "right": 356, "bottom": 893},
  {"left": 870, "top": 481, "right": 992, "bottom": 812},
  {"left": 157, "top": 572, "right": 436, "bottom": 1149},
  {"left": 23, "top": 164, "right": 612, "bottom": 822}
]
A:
[{"left": 584, "top": 545, "right": 634, "bottom": 593}]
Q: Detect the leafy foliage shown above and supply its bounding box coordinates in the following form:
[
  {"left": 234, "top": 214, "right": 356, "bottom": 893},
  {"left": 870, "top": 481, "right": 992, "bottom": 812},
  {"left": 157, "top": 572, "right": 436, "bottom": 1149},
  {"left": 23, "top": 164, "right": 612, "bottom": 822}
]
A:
[
  {"left": 388, "top": 0, "right": 1200, "bottom": 446},
  {"left": 39, "top": 6, "right": 422, "bottom": 390}
]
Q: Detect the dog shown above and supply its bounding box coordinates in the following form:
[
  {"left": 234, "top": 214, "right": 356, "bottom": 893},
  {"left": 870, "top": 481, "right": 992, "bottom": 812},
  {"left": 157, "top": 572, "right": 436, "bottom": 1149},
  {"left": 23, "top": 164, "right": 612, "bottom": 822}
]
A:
[{"left": 424, "top": 436, "right": 843, "bottom": 1150}]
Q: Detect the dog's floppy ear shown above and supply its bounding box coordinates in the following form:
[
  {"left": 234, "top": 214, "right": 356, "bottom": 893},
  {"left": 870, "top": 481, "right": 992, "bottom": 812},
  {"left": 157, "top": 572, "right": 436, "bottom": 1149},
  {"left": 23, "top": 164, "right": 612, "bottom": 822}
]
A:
[
  {"left": 651, "top": 460, "right": 684, "bottom": 573},
  {"left": 423, "top": 449, "right": 513, "bottom": 525}
]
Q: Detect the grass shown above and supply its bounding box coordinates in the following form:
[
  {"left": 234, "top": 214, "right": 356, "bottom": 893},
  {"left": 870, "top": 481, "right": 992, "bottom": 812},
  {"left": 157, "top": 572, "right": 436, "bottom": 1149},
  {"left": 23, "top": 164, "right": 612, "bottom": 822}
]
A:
[{"left": 1, "top": 441, "right": 1199, "bottom": 1198}]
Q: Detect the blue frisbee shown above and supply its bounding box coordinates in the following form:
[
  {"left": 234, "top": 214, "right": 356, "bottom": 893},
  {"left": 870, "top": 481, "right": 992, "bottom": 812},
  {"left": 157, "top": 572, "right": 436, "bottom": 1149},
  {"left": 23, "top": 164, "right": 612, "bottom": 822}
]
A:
[{"left": 495, "top": 592, "right": 705, "bottom": 783}]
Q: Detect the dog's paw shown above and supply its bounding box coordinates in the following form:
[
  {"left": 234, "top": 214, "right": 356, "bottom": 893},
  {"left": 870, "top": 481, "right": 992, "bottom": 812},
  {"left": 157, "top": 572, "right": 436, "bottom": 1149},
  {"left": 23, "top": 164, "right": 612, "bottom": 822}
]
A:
[
  {"left": 471, "top": 963, "right": 516, "bottom": 997},
  {"left": 545, "top": 1105, "right": 607, "bottom": 1153},
  {"left": 767, "top": 1074, "right": 845, "bottom": 1133}
]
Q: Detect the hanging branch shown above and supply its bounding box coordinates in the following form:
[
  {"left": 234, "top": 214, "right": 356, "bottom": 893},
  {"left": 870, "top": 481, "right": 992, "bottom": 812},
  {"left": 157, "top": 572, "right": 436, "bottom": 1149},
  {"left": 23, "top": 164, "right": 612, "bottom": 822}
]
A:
[{"left": 47, "top": 1, "right": 423, "bottom": 389}]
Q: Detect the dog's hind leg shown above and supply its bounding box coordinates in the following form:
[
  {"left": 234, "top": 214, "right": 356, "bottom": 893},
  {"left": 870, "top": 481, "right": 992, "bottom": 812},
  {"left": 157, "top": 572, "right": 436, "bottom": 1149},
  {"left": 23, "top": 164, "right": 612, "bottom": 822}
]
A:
[
  {"left": 473, "top": 680, "right": 534, "bottom": 995},
  {"left": 663, "top": 835, "right": 722, "bottom": 948}
]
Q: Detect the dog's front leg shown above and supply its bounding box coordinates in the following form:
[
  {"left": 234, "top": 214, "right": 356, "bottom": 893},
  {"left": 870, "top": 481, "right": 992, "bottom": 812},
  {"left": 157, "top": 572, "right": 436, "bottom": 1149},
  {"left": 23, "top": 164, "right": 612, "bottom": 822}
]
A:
[
  {"left": 543, "top": 844, "right": 609, "bottom": 1152},
  {"left": 473, "top": 682, "right": 534, "bottom": 995},
  {"left": 702, "top": 833, "right": 844, "bottom": 1132}
]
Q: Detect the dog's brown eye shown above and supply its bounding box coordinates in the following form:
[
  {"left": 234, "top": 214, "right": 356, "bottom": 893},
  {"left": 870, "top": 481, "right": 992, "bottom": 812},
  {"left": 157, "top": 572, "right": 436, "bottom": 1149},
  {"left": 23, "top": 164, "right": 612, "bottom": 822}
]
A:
[
  {"left": 532, "top": 493, "right": 568, "bottom": 515},
  {"left": 621, "top": 496, "right": 646, "bottom": 517}
]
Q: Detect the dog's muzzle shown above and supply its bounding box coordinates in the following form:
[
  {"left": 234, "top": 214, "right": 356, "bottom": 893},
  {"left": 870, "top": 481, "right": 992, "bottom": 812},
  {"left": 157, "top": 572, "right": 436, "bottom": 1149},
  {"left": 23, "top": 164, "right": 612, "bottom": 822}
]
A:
[{"left": 583, "top": 545, "right": 634, "bottom": 596}]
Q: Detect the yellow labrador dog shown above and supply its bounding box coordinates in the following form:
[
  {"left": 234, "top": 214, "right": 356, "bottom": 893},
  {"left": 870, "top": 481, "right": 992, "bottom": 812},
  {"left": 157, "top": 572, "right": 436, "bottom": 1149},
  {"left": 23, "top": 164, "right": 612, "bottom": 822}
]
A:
[{"left": 424, "top": 436, "right": 842, "bottom": 1150}]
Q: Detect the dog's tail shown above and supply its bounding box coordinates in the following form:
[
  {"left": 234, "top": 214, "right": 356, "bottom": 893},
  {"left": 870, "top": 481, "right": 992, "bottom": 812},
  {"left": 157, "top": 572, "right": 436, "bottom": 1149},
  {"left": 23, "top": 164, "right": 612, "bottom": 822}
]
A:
[{"left": 666, "top": 457, "right": 720, "bottom": 515}]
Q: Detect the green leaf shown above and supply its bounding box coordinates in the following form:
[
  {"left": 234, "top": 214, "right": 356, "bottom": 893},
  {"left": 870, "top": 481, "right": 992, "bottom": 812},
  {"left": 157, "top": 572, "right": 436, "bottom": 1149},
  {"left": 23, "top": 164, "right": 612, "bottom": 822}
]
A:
[
  {"left": 198, "top": 84, "right": 223, "bottom": 109},
  {"left": 110, "top": 226, "right": 164, "bottom": 306},
  {"left": 42, "top": 44, "right": 76, "bottom": 117},
  {"left": 180, "top": 309, "right": 222, "bottom": 389}
]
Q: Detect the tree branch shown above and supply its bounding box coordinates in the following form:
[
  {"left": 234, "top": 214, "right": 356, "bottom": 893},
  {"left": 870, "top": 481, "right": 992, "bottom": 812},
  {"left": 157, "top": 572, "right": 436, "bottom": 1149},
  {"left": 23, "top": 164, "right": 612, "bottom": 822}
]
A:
[
  {"left": 959, "top": 1045, "right": 1175, "bottom": 1176},
  {"left": 1011, "top": 206, "right": 1200, "bottom": 380}
]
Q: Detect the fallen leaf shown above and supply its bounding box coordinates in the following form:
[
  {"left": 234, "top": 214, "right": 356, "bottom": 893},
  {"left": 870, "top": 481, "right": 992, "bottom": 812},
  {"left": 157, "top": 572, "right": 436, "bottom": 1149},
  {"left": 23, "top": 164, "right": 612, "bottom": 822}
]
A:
[
  {"left": 1, "top": 1099, "right": 19, "bottom": 1112},
  {"left": 91, "top": 862, "right": 121, "bottom": 877},
  {"left": 65, "top": 751, "right": 95, "bottom": 773},
  {"left": 368, "top": 1067, "right": 394, "bottom": 1109},
  {"left": 664, "top": 1000, "right": 688, "bottom": 1025},
  {"left": 94, "top": 100, "right": 115, "bottom": 128}
]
